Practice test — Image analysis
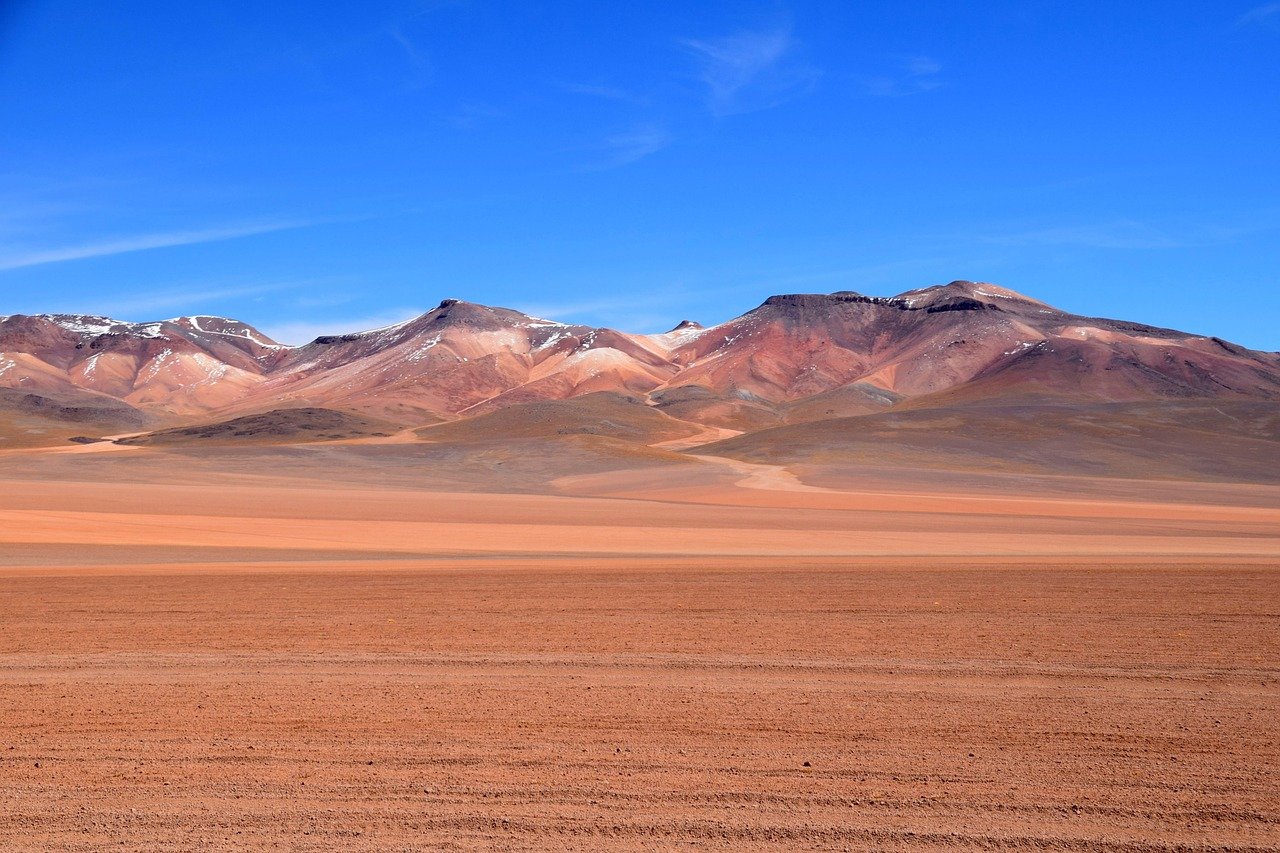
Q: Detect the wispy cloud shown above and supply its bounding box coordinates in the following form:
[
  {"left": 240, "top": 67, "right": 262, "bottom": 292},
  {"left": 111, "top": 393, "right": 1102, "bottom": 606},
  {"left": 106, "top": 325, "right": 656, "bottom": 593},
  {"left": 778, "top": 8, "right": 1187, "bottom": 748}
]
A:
[
  {"left": 1238, "top": 2, "right": 1280, "bottom": 26},
  {"left": 680, "top": 26, "right": 819, "bottom": 116},
  {"left": 740, "top": 257, "right": 965, "bottom": 291},
  {"left": 514, "top": 296, "right": 644, "bottom": 320},
  {"left": 387, "top": 28, "right": 432, "bottom": 87},
  {"left": 980, "top": 221, "right": 1182, "bottom": 250},
  {"left": 446, "top": 101, "right": 506, "bottom": 130},
  {"left": 514, "top": 293, "right": 686, "bottom": 330},
  {"left": 859, "top": 55, "right": 944, "bottom": 97},
  {"left": 969, "top": 211, "right": 1280, "bottom": 252},
  {"left": 292, "top": 292, "right": 359, "bottom": 309},
  {"left": 0, "top": 219, "right": 315, "bottom": 272},
  {"left": 261, "top": 308, "right": 426, "bottom": 346},
  {"left": 562, "top": 83, "right": 649, "bottom": 105},
  {"left": 585, "top": 125, "right": 673, "bottom": 170},
  {"left": 86, "top": 281, "right": 307, "bottom": 319}
]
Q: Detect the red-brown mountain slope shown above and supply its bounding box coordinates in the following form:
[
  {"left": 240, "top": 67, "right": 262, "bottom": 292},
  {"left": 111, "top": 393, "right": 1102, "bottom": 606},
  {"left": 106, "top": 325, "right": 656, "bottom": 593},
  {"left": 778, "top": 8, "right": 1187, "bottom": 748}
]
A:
[{"left": 2, "top": 282, "right": 1277, "bottom": 442}]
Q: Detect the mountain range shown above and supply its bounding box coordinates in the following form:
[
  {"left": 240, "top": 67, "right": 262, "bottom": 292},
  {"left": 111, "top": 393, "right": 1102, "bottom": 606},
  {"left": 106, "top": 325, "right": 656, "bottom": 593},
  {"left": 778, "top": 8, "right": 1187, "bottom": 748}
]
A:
[{"left": 2, "top": 280, "right": 1279, "bottom": 481}]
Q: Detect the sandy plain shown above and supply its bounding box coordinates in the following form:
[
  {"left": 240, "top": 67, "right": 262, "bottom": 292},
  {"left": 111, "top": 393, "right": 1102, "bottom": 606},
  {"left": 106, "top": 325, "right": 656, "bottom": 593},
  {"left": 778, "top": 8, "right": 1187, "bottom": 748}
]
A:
[{"left": 0, "top": 442, "right": 1277, "bottom": 851}]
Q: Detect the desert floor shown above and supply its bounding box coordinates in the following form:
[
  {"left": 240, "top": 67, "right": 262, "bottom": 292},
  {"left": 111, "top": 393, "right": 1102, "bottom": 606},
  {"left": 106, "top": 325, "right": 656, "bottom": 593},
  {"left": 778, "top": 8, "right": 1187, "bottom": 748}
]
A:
[{"left": 0, "top": 445, "right": 1277, "bottom": 850}]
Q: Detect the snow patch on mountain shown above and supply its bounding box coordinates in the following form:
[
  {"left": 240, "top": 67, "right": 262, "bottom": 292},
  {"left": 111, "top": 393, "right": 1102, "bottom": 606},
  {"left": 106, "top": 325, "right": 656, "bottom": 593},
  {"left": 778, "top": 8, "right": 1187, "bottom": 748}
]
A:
[
  {"left": 177, "top": 316, "right": 284, "bottom": 348},
  {"left": 139, "top": 349, "right": 175, "bottom": 383},
  {"left": 534, "top": 329, "right": 573, "bottom": 352},
  {"left": 39, "top": 314, "right": 167, "bottom": 339},
  {"left": 406, "top": 334, "right": 444, "bottom": 362},
  {"left": 82, "top": 353, "right": 102, "bottom": 378}
]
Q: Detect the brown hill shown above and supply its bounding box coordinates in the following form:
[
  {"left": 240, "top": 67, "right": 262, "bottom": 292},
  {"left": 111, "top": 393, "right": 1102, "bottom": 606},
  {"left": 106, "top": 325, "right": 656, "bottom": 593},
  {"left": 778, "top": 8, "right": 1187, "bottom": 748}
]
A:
[
  {"left": 117, "top": 408, "right": 397, "bottom": 446},
  {"left": 417, "top": 392, "right": 702, "bottom": 444},
  {"left": 0, "top": 387, "right": 148, "bottom": 448},
  {"left": 694, "top": 400, "right": 1280, "bottom": 484}
]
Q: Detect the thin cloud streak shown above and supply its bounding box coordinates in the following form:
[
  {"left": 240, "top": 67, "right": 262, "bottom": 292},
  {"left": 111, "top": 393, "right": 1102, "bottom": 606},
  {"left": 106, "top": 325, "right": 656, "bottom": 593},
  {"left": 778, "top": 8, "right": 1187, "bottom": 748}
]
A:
[
  {"left": 587, "top": 125, "right": 673, "bottom": 170},
  {"left": 935, "top": 211, "right": 1280, "bottom": 259},
  {"left": 680, "top": 27, "right": 819, "bottom": 116},
  {"left": 387, "top": 28, "right": 432, "bottom": 88},
  {"left": 514, "top": 294, "right": 687, "bottom": 328},
  {"left": 0, "top": 219, "right": 316, "bottom": 272},
  {"left": 978, "top": 213, "right": 1280, "bottom": 251},
  {"left": 739, "top": 257, "right": 963, "bottom": 291},
  {"left": 562, "top": 83, "right": 648, "bottom": 105},
  {"left": 1238, "top": 2, "right": 1280, "bottom": 26},
  {"left": 859, "top": 55, "right": 944, "bottom": 97},
  {"left": 446, "top": 101, "right": 505, "bottom": 129},
  {"left": 261, "top": 309, "right": 426, "bottom": 346},
  {"left": 980, "top": 221, "right": 1182, "bottom": 250},
  {"left": 86, "top": 281, "right": 307, "bottom": 320}
]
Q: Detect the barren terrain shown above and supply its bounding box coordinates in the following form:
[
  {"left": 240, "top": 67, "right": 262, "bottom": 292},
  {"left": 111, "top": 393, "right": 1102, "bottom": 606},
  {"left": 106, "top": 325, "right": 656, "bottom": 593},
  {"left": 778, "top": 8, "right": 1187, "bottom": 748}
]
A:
[{"left": 0, "top": 441, "right": 1277, "bottom": 850}]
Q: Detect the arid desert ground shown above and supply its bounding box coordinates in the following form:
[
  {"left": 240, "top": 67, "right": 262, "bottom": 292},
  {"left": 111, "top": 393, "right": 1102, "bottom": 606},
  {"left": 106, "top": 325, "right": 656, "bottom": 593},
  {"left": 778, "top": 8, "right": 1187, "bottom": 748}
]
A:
[
  {"left": 7, "top": 0, "right": 1280, "bottom": 843},
  {"left": 0, "top": 440, "right": 1277, "bottom": 851}
]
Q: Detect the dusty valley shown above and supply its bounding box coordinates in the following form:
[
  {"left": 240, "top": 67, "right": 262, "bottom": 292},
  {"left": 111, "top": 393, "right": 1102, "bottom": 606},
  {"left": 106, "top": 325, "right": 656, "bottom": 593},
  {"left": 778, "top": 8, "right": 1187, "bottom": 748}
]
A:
[{"left": 0, "top": 439, "right": 1277, "bottom": 851}]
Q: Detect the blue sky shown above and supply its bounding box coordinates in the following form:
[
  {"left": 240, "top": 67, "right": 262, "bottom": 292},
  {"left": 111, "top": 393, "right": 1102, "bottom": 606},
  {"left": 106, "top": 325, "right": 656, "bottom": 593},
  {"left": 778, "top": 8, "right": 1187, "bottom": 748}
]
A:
[{"left": 1, "top": 1, "right": 1278, "bottom": 347}]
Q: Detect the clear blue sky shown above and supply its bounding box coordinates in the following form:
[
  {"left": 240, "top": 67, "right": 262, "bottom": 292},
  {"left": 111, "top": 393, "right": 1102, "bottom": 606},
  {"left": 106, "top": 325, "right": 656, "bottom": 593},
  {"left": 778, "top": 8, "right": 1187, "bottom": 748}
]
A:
[{"left": 2, "top": 1, "right": 1277, "bottom": 347}]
